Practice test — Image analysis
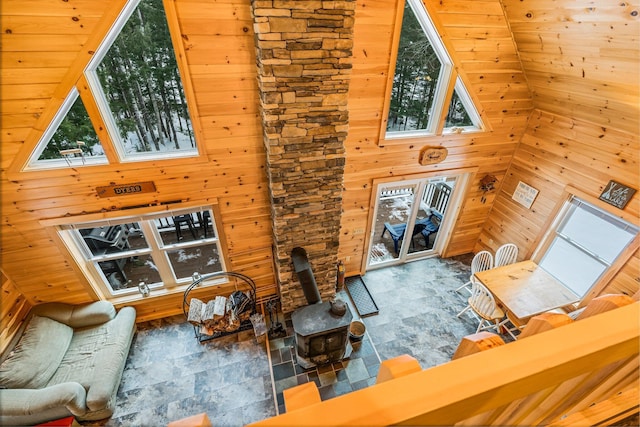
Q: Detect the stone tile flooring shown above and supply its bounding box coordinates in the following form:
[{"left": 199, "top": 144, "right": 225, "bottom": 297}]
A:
[{"left": 98, "top": 254, "right": 483, "bottom": 427}]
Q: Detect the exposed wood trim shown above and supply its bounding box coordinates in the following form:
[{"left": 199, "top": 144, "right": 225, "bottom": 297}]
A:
[
  {"left": 377, "top": 0, "right": 404, "bottom": 146},
  {"left": 163, "top": 0, "right": 207, "bottom": 159},
  {"left": 6, "top": 0, "right": 129, "bottom": 178},
  {"left": 76, "top": 74, "right": 119, "bottom": 164},
  {"left": 579, "top": 233, "right": 640, "bottom": 308},
  {"left": 39, "top": 198, "right": 220, "bottom": 226}
]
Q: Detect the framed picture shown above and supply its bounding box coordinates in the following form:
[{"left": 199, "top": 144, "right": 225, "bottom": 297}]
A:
[
  {"left": 599, "top": 180, "right": 636, "bottom": 209},
  {"left": 512, "top": 181, "right": 539, "bottom": 209}
]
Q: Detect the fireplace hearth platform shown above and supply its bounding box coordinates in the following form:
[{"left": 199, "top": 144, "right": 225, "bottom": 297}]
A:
[{"left": 269, "top": 292, "right": 381, "bottom": 415}]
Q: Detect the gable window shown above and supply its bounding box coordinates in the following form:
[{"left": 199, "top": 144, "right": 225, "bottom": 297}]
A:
[
  {"left": 26, "top": 0, "right": 197, "bottom": 170},
  {"left": 28, "top": 89, "right": 108, "bottom": 169},
  {"left": 536, "top": 197, "right": 638, "bottom": 298},
  {"left": 383, "top": 0, "right": 482, "bottom": 141},
  {"left": 57, "top": 207, "right": 225, "bottom": 300}
]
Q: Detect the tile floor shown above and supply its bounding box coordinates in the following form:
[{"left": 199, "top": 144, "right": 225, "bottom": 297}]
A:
[{"left": 98, "top": 254, "right": 492, "bottom": 426}]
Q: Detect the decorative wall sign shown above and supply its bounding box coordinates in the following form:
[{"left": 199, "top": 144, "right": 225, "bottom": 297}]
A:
[
  {"left": 512, "top": 181, "right": 539, "bottom": 209},
  {"left": 418, "top": 146, "right": 448, "bottom": 165},
  {"left": 599, "top": 180, "right": 636, "bottom": 209},
  {"left": 96, "top": 181, "right": 156, "bottom": 198}
]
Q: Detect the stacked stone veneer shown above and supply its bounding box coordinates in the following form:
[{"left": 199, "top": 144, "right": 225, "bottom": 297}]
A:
[{"left": 250, "top": 0, "right": 355, "bottom": 313}]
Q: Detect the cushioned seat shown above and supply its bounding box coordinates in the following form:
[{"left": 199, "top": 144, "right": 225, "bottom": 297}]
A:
[{"left": 0, "top": 301, "right": 136, "bottom": 426}]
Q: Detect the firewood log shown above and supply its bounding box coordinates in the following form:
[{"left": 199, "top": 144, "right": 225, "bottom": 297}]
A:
[{"left": 187, "top": 298, "right": 205, "bottom": 325}]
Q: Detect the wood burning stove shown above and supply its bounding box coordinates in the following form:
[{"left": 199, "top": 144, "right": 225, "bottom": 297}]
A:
[{"left": 291, "top": 300, "right": 353, "bottom": 369}]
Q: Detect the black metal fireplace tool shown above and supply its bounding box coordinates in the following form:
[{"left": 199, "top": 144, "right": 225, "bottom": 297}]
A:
[{"left": 266, "top": 298, "right": 286, "bottom": 339}]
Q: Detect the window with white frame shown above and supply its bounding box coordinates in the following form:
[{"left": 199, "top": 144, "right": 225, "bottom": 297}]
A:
[
  {"left": 384, "top": 0, "right": 483, "bottom": 140},
  {"left": 537, "top": 197, "right": 638, "bottom": 297},
  {"left": 26, "top": 0, "right": 197, "bottom": 170},
  {"left": 58, "top": 207, "right": 224, "bottom": 299}
]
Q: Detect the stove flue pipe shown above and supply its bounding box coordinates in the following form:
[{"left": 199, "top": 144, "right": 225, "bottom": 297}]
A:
[{"left": 291, "top": 246, "right": 321, "bottom": 305}]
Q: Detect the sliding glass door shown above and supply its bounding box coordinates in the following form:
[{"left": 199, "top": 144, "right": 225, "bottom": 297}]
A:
[{"left": 367, "top": 175, "right": 457, "bottom": 269}]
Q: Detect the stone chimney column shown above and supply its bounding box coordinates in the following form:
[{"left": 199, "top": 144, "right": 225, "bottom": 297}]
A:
[{"left": 250, "top": 0, "right": 355, "bottom": 313}]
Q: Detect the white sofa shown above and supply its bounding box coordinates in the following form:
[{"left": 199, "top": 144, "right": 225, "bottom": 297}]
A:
[{"left": 0, "top": 301, "right": 136, "bottom": 425}]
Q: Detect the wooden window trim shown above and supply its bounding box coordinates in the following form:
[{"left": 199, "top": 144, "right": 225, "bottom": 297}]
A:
[
  {"left": 377, "top": 0, "right": 489, "bottom": 147},
  {"left": 530, "top": 185, "right": 640, "bottom": 307},
  {"left": 7, "top": 0, "right": 209, "bottom": 181}
]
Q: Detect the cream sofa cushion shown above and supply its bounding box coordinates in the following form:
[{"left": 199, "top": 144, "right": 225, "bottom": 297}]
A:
[{"left": 0, "top": 316, "right": 73, "bottom": 389}]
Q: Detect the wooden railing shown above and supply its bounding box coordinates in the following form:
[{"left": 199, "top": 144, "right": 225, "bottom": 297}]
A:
[{"left": 249, "top": 303, "right": 639, "bottom": 426}]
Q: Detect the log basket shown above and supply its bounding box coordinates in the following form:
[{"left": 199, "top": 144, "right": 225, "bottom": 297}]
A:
[{"left": 182, "top": 271, "right": 257, "bottom": 343}]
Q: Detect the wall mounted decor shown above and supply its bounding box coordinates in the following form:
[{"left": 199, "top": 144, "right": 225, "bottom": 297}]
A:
[
  {"left": 512, "top": 181, "right": 539, "bottom": 209},
  {"left": 599, "top": 180, "right": 636, "bottom": 209},
  {"left": 418, "top": 146, "right": 448, "bottom": 165}
]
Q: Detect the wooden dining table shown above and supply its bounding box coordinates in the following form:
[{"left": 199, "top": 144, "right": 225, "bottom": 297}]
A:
[{"left": 474, "top": 260, "right": 580, "bottom": 321}]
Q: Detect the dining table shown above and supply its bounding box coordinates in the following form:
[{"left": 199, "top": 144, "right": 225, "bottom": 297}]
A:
[{"left": 474, "top": 260, "right": 580, "bottom": 321}]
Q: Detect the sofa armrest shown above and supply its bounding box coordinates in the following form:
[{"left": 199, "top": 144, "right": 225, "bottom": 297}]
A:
[
  {"left": 31, "top": 301, "right": 116, "bottom": 328},
  {"left": 85, "top": 306, "right": 137, "bottom": 412},
  {"left": 0, "top": 382, "right": 87, "bottom": 417}
]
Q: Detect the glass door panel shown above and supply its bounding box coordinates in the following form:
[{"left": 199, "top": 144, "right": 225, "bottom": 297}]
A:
[
  {"left": 369, "top": 183, "right": 419, "bottom": 266},
  {"left": 367, "top": 176, "right": 457, "bottom": 269}
]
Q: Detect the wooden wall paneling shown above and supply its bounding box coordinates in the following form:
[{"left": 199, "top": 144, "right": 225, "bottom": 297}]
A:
[
  {"left": 605, "top": 249, "right": 640, "bottom": 297},
  {"left": 501, "top": 0, "right": 640, "bottom": 134},
  {"left": 0, "top": 269, "right": 32, "bottom": 355},
  {"left": 0, "top": 0, "right": 278, "bottom": 320},
  {"left": 340, "top": 0, "right": 532, "bottom": 271},
  {"left": 477, "top": 109, "right": 639, "bottom": 301}
]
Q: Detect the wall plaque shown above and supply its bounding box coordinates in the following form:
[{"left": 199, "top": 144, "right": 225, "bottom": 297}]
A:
[
  {"left": 418, "top": 146, "right": 448, "bottom": 165},
  {"left": 96, "top": 181, "right": 156, "bottom": 198},
  {"left": 599, "top": 180, "right": 636, "bottom": 209},
  {"left": 512, "top": 181, "right": 539, "bottom": 209}
]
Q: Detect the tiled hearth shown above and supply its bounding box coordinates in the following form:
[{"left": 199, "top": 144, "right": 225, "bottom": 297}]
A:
[{"left": 268, "top": 299, "right": 381, "bottom": 415}]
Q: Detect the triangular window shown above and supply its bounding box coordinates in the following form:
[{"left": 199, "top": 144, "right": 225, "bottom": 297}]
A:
[
  {"left": 86, "top": 0, "right": 196, "bottom": 161},
  {"left": 26, "top": 89, "right": 108, "bottom": 169},
  {"left": 384, "top": 0, "right": 482, "bottom": 141},
  {"left": 24, "top": 0, "right": 197, "bottom": 170},
  {"left": 444, "top": 78, "right": 482, "bottom": 132}
]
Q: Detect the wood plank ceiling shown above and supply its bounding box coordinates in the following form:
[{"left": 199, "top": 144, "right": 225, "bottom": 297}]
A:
[{"left": 501, "top": 0, "right": 639, "bottom": 134}]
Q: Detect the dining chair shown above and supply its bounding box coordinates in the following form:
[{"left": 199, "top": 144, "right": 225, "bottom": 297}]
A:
[
  {"left": 494, "top": 243, "right": 519, "bottom": 267},
  {"left": 457, "top": 277, "right": 506, "bottom": 334},
  {"left": 501, "top": 310, "right": 525, "bottom": 340},
  {"left": 455, "top": 250, "right": 494, "bottom": 294}
]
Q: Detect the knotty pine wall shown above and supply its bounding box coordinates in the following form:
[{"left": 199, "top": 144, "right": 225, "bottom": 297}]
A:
[
  {"left": 1, "top": 0, "right": 274, "bottom": 321},
  {"left": 0, "top": 269, "right": 31, "bottom": 355},
  {"left": 339, "top": 0, "right": 531, "bottom": 271},
  {"left": 1, "top": 0, "right": 637, "bottom": 323},
  {"left": 477, "top": 0, "right": 640, "bottom": 300}
]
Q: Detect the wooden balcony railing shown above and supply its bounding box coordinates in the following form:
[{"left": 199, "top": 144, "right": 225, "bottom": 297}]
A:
[{"left": 249, "top": 303, "right": 639, "bottom": 427}]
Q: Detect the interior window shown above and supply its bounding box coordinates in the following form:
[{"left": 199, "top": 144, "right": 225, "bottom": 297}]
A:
[
  {"left": 59, "top": 207, "right": 225, "bottom": 299},
  {"left": 537, "top": 198, "right": 638, "bottom": 297}
]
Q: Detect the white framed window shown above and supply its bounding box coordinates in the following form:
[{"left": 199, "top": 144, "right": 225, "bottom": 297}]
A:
[
  {"left": 25, "top": 88, "right": 109, "bottom": 170},
  {"left": 536, "top": 197, "right": 638, "bottom": 297},
  {"left": 383, "top": 0, "right": 483, "bottom": 141},
  {"left": 25, "top": 0, "right": 198, "bottom": 171},
  {"left": 57, "top": 206, "right": 225, "bottom": 300},
  {"left": 85, "top": 0, "right": 197, "bottom": 162}
]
